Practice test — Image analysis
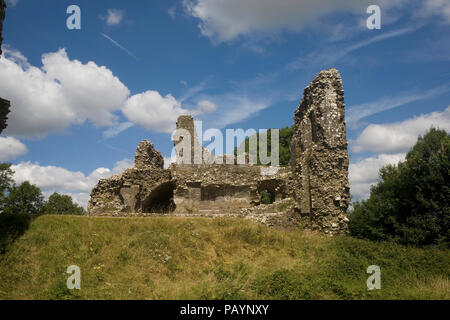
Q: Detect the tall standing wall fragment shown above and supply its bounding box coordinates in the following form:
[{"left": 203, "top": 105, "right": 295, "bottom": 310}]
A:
[
  {"left": 290, "top": 68, "right": 350, "bottom": 235},
  {"left": 0, "top": 0, "right": 10, "bottom": 134},
  {"left": 0, "top": 0, "right": 5, "bottom": 56}
]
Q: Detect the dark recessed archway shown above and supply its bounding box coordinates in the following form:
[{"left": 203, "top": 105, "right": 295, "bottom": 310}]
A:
[
  {"left": 141, "top": 182, "right": 176, "bottom": 213},
  {"left": 258, "top": 179, "right": 284, "bottom": 204}
]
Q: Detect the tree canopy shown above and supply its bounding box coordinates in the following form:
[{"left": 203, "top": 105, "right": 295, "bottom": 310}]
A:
[
  {"left": 2, "top": 181, "right": 44, "bottom": 215},
  {"left": 235, "top": 125, "right": 295, "bottom": 167},
  {"left": 42, "top": 192, "right": 84, "bottom": 215},
  {"left": 349, "top": 128, "right": 450, "bottom": 247}
]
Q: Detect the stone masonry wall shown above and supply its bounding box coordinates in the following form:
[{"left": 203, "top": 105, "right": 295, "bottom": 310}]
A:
[
  {"left": 290, "top": 68, "right": 350, "bottom": 235},
  {"left": 0, "top": 0, "right": 5, "bottom": 56},
  {"left": 170, "top": 164, "right": 290, "bottom": 214},
  {"left": 0, "top": 0, "right": 10, "bottom": 135},
  {"left": 0, "top": 97, "right": 9, "bottom": 134},
  {"left": 88, "top": 69, "right": 351, "bottom": 236}
]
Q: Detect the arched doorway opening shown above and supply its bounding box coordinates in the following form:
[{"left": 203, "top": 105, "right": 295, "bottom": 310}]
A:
[{"left": 141, "top": 182, "right": 176, "bottom": 213}]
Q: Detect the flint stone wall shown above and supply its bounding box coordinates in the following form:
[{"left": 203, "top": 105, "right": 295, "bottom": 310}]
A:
[
  {"left": 88, "top": 68, "right": 351, "bottom": 235},
  {"left": 0, "top": 0, "right": 9, "bottom": 135},
  {"left": 0, "top": 0, "right": 5, "bottom": 56},
  {"left": 290, "top": 68, "right": 350, "bottom": 235},
  {"left": 0, "top": 97, "right": 9, "bottom": 134},
  {"left": 135, "top": 140, "right": 164, "bottom": 169},
  {"left": 171, "top": 164, "right": 290, "bottom": 214}
]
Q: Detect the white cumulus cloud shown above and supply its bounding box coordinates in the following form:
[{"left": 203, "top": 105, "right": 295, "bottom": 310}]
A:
[
  {"left": 0, "top": 48, "right": 130, "bottom": 137},
  {"left": 11, "top": 158, "right": 133, "bottom": 209},
  {"left": 349, "top": 153, "right": 406, "bottom": 200},
  {"left": 0, "top": 48, "right": 210, "bottom": 137},
  {"left": 0, "top": 136, "right": 27, "bottom": 161},
  {"left": 123, "top": 90, "right": 192, "bottom": 134},
  {"left": 353, "top": 106, "right": 450, "bottom": 154}
]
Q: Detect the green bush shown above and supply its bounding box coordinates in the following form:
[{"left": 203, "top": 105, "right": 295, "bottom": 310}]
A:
[{"left": 349, "top": 128, "right": 450, "bottom": 247}]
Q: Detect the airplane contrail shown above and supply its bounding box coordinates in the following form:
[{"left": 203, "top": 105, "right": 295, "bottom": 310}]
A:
[{"left": 100, "top": 33, "right": 138, "bottom": 60}]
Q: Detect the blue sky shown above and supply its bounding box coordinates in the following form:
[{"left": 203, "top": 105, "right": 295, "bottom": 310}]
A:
[{"left": 0, "top": 0, "right": 449, "bottom": 207}]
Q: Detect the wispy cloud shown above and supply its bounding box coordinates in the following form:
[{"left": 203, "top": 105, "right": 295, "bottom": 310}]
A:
[
  {"left": 347, "top": 84, "right": 450, "bottom": 128},
  {"left": 168, "top": 5, "right": 177, "bottom": 20},
  {"left": 100, "top": 33, "right": 137, "bottom": 60},
  {"left": 100, "top": 8, "right": 125, "bottom": 27},
  {"left": 179, "top": 80, "right": 211, "bottom": 103},
  {"left": 102, "top": 122, "right": 134, "bottom": 139},
  {"left": 6, "top": 0, "right": 19, "bottom": 7},
  {"left": 287, "top": 26, "right": 419, "bottom": 70}
]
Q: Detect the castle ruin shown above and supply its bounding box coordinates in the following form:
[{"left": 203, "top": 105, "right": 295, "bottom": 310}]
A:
[
  {"left": 89, "top": 69, "right": 350, "bottom": 235},
  {"left": 0, "top": 0, "right": 10, "bottom": 134}
]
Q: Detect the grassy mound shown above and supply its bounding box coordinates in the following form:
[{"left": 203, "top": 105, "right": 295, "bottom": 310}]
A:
[{"left": 0, "top": 215, "right": 448, "bottom": 300}]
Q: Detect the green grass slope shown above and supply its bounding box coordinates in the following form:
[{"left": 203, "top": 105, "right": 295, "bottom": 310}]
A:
[{"left": 0, "top": 215, "right": 448, "bottom": 300}]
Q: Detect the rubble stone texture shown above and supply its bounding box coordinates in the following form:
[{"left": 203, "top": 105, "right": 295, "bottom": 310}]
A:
[
  {"left": 173, "top": 115, "right": 213, "bottom": 164},
  {"left": 0, "top": 0, "right": 10, "bottom": 135},
  {"left": 290, "top": 68, "right": 350, "bottom": 235},
  {"left": 0, "top": 0, "right": 5, "bottom": 56},
  {"left": 0, "top": 97, "right": 9, "bottom": 134},
  {"left": 135, "top": 140, "right": 164, "bottom": 169},
  {"left": 89, "top": 68, "right": 351, "bottom": 235}
]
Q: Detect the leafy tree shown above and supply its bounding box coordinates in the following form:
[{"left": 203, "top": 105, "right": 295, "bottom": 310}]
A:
[
  {"left": 42, "top": 192, "right": 85, "bottom": 215},
  {"left": 235, "top": 125, "right": 295, "bottom": 166},
  {"left": 349, "top": 128, "right": 450, "bottom": 246},
  {"left": 3, "top": 181, "right": 44, "bottom": 215},
  {"left": 0, "top": 163, "right": 14, "bottom": 212}
]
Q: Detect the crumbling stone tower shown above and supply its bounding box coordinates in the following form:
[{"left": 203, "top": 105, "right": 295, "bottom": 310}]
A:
[
  {"left": 0, "top": 0, "right": 10, "bottom": 134},
  {"left": 173, "top": 115, "right": 212, "bottom": 164},
  {"left": 290, "top": 68, "right": 350, "bottom": 235},
  {"left": 0, "top": 0, "right": 5, "bottom": 56}
]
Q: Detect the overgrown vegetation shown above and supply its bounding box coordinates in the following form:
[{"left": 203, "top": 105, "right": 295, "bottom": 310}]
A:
[
  {"left": 0, "top": 215, "right": 448, "bottom": 299},
  {"left": 349, "top": 129, "right": 450, "bottom": 247},
  {"left": 260, "top": 190, "right": 275, "bottom": 205}
]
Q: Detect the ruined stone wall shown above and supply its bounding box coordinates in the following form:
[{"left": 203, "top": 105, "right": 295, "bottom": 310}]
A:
[
  {"left": 0, "top": 0, "right": 5, "bottom": 56},
  {"left": 290, "top": 68, "right": 350, "bottom": 235},
  {"left": 0, "top": 0, "right": 9, "bottom": 135},
  {"left": 173, "top": 115, "right": 214, "bottom": 164},
  {"left": 88, "top": 69, "right": 351, "bottom": 236},
  {"left": 88, "top": 168, "right": 173, "bottom": 216},
  {"left": 88, "top": 141, "right": 173, "bottom": 216},
  {"left": 0, "top": 97, "right": 10, "bottom": 134},
  {"left": 170, "top": 164, "right": 289, "bottom": 214},
  {"left": 135, "top": 140, "right": 164, "bottom": 169}
]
